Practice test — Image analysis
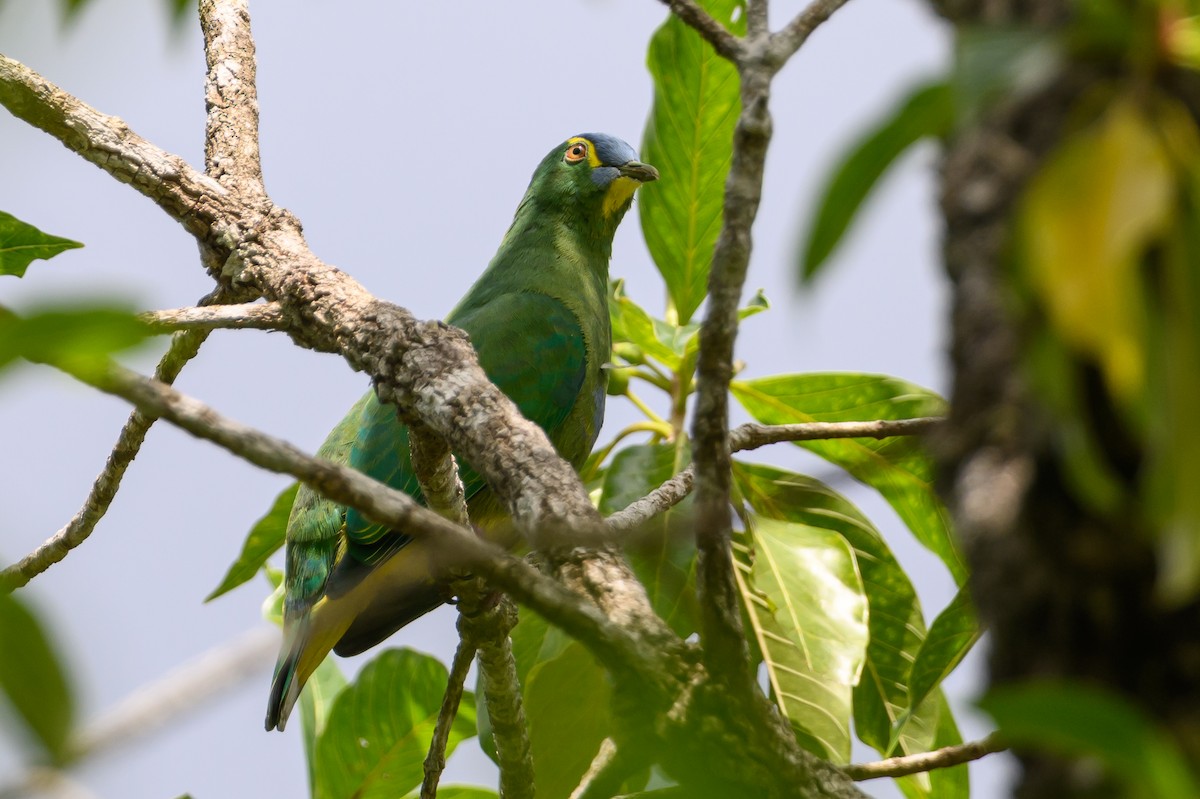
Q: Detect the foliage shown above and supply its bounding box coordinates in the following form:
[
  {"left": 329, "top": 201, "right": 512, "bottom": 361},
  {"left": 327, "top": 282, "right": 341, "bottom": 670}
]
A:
[
  {"left": 0, "top": 591, "right": 75, "bottom": 765},
  {"left": 0, "top": 211, "right": 83, "bottom": 278}
]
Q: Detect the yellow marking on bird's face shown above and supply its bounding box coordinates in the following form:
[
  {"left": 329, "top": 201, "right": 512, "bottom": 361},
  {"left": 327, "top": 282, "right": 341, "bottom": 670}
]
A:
[
  {"left": 603, "top": 176, "right": 640, "bottom": 217},
  {"left": 566, "top": 136, "right": 603, "bottom": 169}
]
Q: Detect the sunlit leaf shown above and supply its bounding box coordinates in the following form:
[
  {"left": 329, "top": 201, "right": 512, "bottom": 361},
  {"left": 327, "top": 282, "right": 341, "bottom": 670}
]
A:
[
  {"left": 0, "top": 304, "right": 151, "bottom": 375},
  {"left": 731, "top": 373, "right": 964, "bottom": 583},
  {"left": 899, "top": 587, "right": 979, "bottom": 746},
  {"left": 610, "top": 280, "right": 689, "bottom": 371},
  {"left": 315, "top": 648, "right": 477, "bottom": 799},
  {"left": 640, "top": 0, "right": 744, "bottom": 323},
  {"left": 0, "top": 591, "right": 75, "bottom": 764},
  {"left": 923, "top": 691, "right": 969, "bottom": 799},
  {"left": 599, "top": 443, "right": 698, "bottom": 637},
  {"left": 799, "top": 83, "right": 952, "bottom": 282},
  {"left": 300, "top": 657, "right": 348, "bottom": 791},
  {"left": 206, "top": 483, "right": 298, "bottom": 601},
  {"left": 733, "top": 511, "right": 868, "bottom": 763},
  {"left": 1017, "top": 96, "right": 1173, "bottom": 406},
  {"left": 981, "top": 681, "right": 1200, "bottom": 799},
  {"left": 0, "top": 211, "right": 83, "bottom": 278}
]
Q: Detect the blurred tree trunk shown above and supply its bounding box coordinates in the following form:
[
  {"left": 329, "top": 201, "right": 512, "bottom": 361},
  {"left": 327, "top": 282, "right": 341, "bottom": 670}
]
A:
[{"left": 930, "top": 0, "right": 1200, "bottom": 795}]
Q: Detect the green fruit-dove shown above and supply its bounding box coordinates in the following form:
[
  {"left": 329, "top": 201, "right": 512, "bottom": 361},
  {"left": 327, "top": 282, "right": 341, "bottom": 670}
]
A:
[{"left": 265, "top": 133, "right": 657, "bottom": 730}]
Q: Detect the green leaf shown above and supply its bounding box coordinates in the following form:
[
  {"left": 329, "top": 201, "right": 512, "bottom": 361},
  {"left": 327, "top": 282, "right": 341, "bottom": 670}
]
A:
[
  {"left": 599, "top": 443, "right": 698, "bottom": 637},
  {"left": 609, "top": 280, "right": 690, "bottom": 371},
  {"left": 0, "top": 591, "right": 75, "bottom": 764},
  {"left": 731, "top": 373, "right": 965, "bottom": 584},
  {"left": 299, "top": 656, "right": 348, "bottom": 791},
  {"left": 733, "top": 511, "right": 868, "bottom": 763},
  {"left": 0, "top": 304, "right": 152, "bottom": 375},
  {"left": 0, "top": 211, "right": 83, "bottom": 277},
  {"left": 981, "top": 681, "right": 1200, "bottom": 799},
  {"left": 314, "top": 648, "right": 477, "bottom": 799},
  {"left": 403, "top": 788, "right": 500, "bottom": 799},
  {"left": 505, "top": 610, "right": 614, "bottom": 798},
  {"left": 732, "top": 462, "right": 944, "bottom": 777},
  {"left": 922, "top": 691, "right": 969, "bottom": 799},
  {"left": 640, "top": 0, "right": 744, "bottom": 324},
  {"left": 206, "top": 483, "right": 298, "bottom": 601},
  {"left": 800, "top": 83, "right": 953, "bottom": 281},
  {"left": 899, "top": 587, "right": 979, "bottom": 745}
]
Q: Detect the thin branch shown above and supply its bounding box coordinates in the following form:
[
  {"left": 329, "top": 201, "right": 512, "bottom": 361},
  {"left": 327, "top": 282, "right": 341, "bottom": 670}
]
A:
[
  {"left": 420, "top": 637, "right": 477, "bottom": 799},
  {"left": 657, "top": 0, "right": 744, "bottom": 61},
  {"left": 463, "top": 599, "right": 535, "bottom": 799},
  {"left": 0, "top": 53, "right": 226, "bottom": 237},
  {"left": 605, "top": 418, "right": 943, "bottom": 533},
  {"left": 570, "top": 738, "right": 649, "bottom": 799},
  {"left": 199, "top": 0, "right": 264, "bottom": 191},
  {"left": 49, "top": 356, "right": 657, "bottom": 680},
  {"left": 0, "top": 321, "right": 212, "bottom": 593},
  {"left": 843, "top": 734, "right": 1008, "bottom": 781},
  {"left": 768, "top": 0, "right": 853, "bottom": 66},
  {"left": 746, "top": 0, "right": 769, "bottom": 39},
  {"left": 140, "top": 301, "right": 285, "bottom": 332},
  {"left": 407, "top": 421, "right": 470, "bottom": 527}
]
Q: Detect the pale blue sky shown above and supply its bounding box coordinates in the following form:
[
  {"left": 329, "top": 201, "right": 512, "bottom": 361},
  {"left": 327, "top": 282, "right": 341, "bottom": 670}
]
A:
[{"left": 0, "top": 1, "right": 1013, "bottom": 797}]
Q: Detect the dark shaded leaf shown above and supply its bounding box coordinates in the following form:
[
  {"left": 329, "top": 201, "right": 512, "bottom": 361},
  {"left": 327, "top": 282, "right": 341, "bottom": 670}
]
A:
[
  {"left": 799, "top": 83, "right": 953, "bottom": 281},
  {"left": 0, "top": 592, "right": 75, "bottom": 764},
  {"left": 640, "top": 0, "right": 744, "bottom": 323},
  {"left": 731, "top": 373, "right": 964, "bottom": 583},
  {"left": 0, "top": 211, "right": 83, "bottom": 277},
  {"left": 315, "top": 648, "right": 476, "bottom": 799},
  {"left": 206, "top": 483, "right": 298, "bottom": 601}
]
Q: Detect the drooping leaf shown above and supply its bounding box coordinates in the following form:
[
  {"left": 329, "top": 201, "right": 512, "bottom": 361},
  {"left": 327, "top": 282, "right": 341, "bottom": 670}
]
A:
[
  {"left": 1017, "top": 96, "right": 1173, "bottom": 407},
  {"left": 598, "top": 443, "right": 698, "bottom": 637},
  {"left": 732, "top": 462, "right": 948, "bottom": 781},
  {"left": 0, "top": 212, "right": 83, "bottom": 278},
  {"left": 314, "top": 648, "right": 477, "bottom": 799},
  {"left": 206, "top": 483, "right": 298, "bottom": 601},
  {"left": 299, "top": 656, "right": 348, "bottom": 791},
  {"left": 899, "top": 587, "right": 980, "bottom": 745},
  {"left": 0, "top": 304, "right": 152, "bottom": 375},
  {"left": 731, "top": 373, "right": 964, "bottom": 583},
  {"left": 0, "top": 591, "right": 75, "bottom": 764},
  {"left": 640, "top": 0, "right": 744, "bottom": 323},
  {"left": 981, "top": 681, "right": 1200, "bottom": 799},
  {"left": 799, "top": 83, "right": 953, "bottom": 282},
  {"left": 733, "top": 511, "right": 868, "bottom": 763}
]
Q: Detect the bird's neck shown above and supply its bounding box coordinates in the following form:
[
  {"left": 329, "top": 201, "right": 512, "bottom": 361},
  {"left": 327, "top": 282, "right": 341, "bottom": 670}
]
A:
[{"left": 499, "top": 195, "right": 620, "bottom": 278}]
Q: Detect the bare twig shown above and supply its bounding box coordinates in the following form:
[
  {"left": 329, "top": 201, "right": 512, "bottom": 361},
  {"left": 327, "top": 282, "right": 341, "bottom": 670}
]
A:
[
  {"left": 844, "top": 734, "right": 1008, "bottom": 781},
  {"left": 570, "top": 738, "right": 649, "bottom": 799},
  {"left": 605, "top": 417, "right": 943, "bottom": 532},
  {"left": 199, "top": 0, "right": 264, "bottom": 191},
  {"left": 656, "top": 0, "right": 744, "bottom": 60},
  {"left": 140, "top": 301, "right": 285, "bottom": 332},
  {"left": 1, "top": 323, "right": 212, "bottom": 593},
  {"left": 768, "top": 0, "right": 853, "bottom": 66},
  {"left": 420, "top": 637, "right": 477, "bottom": 799}
]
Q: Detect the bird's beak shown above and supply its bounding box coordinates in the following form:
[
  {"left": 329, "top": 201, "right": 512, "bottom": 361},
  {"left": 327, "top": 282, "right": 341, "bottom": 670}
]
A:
[{"left": 617, "top": 160, "right": 660, "bottom": 183}]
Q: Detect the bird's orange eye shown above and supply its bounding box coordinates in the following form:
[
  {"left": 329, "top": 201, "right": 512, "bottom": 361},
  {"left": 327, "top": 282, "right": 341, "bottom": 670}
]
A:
[{"left": 565, "top": 142, "right": 588, "bottom": 163}]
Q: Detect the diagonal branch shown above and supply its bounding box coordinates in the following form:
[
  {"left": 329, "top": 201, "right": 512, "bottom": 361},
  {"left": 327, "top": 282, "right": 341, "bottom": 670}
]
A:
[
  {"left": 656, "top": 0, "right": 744, "bottom": 61},
  {"left": 199, "top": 0, "right": 264, "bottom": 192},
  {"left": 420, "top": 635, "right": 477, "bottom": 799},
  {"left": 843, "top": 733, "right": 1008, "bottom": 781},
  {"left": 605, "top": 417, "right": 944, "bottom": 532},
  {"left": 141, "top": 301, "right": 285, "bottom": 332},
  {"left": 768, "top": 0, "right": 853, "bottom": 66},
  {"left": 0, "top": 311, "right": 217, "bottom": 593}
]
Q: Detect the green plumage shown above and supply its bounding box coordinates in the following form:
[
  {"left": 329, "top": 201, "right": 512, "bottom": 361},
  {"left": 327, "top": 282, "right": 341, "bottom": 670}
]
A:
[{"left": 266, "top": 133, "right": 657, "bottom": 731}]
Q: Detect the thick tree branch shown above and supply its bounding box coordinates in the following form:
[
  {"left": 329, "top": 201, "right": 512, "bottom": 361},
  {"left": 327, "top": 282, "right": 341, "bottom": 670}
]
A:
[
  {"left": 0, "top": 323, "right": 212, "bottom": 593},
  {"left": 843, "top": 734, "right": 1007, "bottom": 781},
  {"left": 0, "top": 53, "right": 228, "bottom": 238},
  {"left": 140, "top": 301, "right": 285, "bottom": 332},
  {"left": 606, "top": 417, "right": 943, "bottom": 532},
  {"left": 420, "top": 636, "right": 476, "bottom": 799},
  {"left": 199, "top": 0, "right": 264, "bottom": 192},
  {"left": 768, "top": 0, "right": 853, "bottom": 66},
  {"left": 657, "top": 0, "right": 744, "bottom": 60}
]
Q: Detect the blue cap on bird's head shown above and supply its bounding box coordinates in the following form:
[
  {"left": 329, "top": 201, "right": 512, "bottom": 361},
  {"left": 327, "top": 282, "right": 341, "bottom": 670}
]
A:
[{"left": 541, "top": 132, "right": 659, "bottom": 219}]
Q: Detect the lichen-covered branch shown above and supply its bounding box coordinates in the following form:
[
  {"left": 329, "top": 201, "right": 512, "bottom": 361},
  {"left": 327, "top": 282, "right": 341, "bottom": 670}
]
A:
[
  {"left": 843, "top": 734, "right": 1007, "bottom": 781},
  {"left": 606, "top": 417, "right": 942, "bottom": 532},
  {"left": 199, "top": 0, "right": 263, "bottom": 192},
  {"left": 141, "top": 301, "right": 285, "bottom": 332},
  {"left": 420, "top": 637, "right": 477, "bottom": 799},
  {"left": 0, "top": 322, "right": 212, "bottom": 593}
]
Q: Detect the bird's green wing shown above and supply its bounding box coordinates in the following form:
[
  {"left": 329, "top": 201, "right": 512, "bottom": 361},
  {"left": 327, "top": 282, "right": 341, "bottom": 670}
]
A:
[
  {"left": 340, "top": 291, "right": 587, "bottom": 565},
  {"left": 282, "top": 392, "right": 372, "bottom": 620}
]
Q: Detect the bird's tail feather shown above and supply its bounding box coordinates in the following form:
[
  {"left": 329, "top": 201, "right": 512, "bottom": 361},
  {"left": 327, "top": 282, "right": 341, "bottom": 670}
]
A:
[{"left": 265, "top": 603, "right": 350, "bottom": 732}]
